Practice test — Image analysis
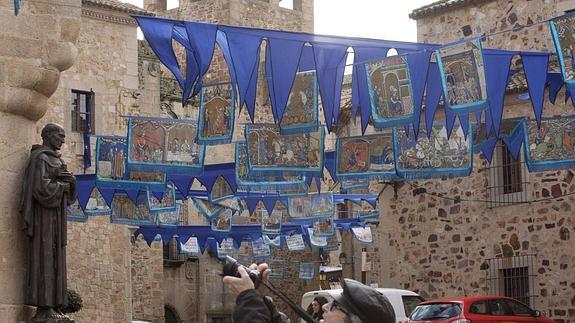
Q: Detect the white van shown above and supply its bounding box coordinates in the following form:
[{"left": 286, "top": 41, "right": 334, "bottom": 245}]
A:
[{"left": 300, "top": 288, "right": 424, "bottom": 323}]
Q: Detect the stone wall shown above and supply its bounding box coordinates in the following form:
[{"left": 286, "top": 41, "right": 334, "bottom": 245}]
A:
[
  {"left": 131, "top": 237, "right": 165, "bottom": 323},
  {"left": 360, "top": 1, "right": 575, "bottom": 321}
]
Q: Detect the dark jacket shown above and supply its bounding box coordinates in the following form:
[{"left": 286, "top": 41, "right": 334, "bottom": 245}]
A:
[{"left": 233, "top": 289, "right": 290, "bottom": 323}]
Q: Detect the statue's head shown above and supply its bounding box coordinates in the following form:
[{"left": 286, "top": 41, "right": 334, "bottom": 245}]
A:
[
  {"left": 0, "top": 1, "right": 81, "bottom": 121},
  {"left": 41, "top": 123, "right": 66, "bottom": 151}
]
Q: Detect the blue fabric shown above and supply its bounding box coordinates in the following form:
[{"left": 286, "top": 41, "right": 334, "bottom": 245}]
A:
[
  {"left": 484, "top": 51, "right": 514, "bottom": 137},
  {"left": 83, "top": 92, "right": 94, "bottom": 171},
  {"left": 125, "top": 189, "right": 140, "bottom": 205},
  {"left": 407, "top": 50, "right": 433, "bottom": 136},
  {"left": 425, "top": 63, "right": 443, "bottom": 137},
  {"left": 324, "top": 151, "right": 336, "bottom": 181},
  {"left": 501, "top": 122, "right": 525, "bottom": 160},
  {"left": 99, "top": 188, "right": 116, "bottom": 207},
  {"left": 522, "top": 53, "right": 550, "bottom": 126},
  {"left": 267, "top": 38, "right": 304, "bottom": 122},
  {"left": 312, "top": 44, "right": 349, "bottom": 129},
  {"left": 168, "top": 174, "right": 194, "bottom": 199},
  {"left": 548, "top": 72, "right": 563, "bottom": 104},
  {"left": 480, "top": 137, "right": 498, "bottom": 163},
  {"left": 184, "top": 22, "right": 218, "bottom": 101},
  {"left": 76, "top": 174, "right": 96, "bottom": 210}
]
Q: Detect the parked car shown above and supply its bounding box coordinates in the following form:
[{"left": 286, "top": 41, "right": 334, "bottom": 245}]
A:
[
  {"left": 301, "top": 288, "right": 424, "bottom": 323},
  {"left": 408, "top": 296, "right": 554, "bottom": 323}
]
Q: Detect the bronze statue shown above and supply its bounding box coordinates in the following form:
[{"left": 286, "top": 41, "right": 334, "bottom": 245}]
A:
[{"left": 21, "top": 124, "right": 76, "bottom": 321}]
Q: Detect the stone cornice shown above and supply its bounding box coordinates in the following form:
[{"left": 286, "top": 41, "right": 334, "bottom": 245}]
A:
[{"left": 81, "top": 7, "right": 138, "bottom": 26}]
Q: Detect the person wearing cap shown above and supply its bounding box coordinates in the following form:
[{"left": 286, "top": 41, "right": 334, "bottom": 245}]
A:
[{"left": 321, "top": 278, "right": 396, "bottom": 323}]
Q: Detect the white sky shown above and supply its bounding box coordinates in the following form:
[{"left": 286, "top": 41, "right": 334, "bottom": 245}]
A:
[{"left": 121, "top": 0, "right": 437, "bottom": 42}]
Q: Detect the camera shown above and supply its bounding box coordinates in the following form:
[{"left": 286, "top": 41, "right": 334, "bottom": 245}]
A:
[{"left": 221, "top": 256, "right": 261, "bottom": 288}]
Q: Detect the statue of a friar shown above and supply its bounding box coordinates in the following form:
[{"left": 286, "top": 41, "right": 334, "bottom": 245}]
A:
[{"left": 20, "top": 123, "right": 76, "bottom": 321}]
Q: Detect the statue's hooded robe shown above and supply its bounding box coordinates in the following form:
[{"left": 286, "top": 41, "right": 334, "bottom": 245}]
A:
[{"left": 20, "top": 144, "right": 75, "bottom": 308}]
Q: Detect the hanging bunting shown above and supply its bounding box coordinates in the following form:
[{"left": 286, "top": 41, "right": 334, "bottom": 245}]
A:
[
  {"left": 197, "top": 82, "right": 235, "bottom": 145},
  {"left": 235, "top": 141, "right": 307, "bottom": 192},
  {"left": 355, "top": 209, "right": 380, "bottom": 220},
  {"left": 523, "top": 116, "right": 575, "bottom": 172},
  {"left": 279, "top": 70, "right": 319, "bottom": 134},
  {"left": 211, "top": 208, "right": 233, "bottom": 232},
  {"left": 394, "top": 122, "right": 474, "bottom": 179},
  {"left": 216, "top": 238, "right": 236, "bottom": 260},
  {"left": 260, "top": 207, "right": 283, "bottom": 236},
  {"left": 549, "top": 14, "right": 575, "bottom": 90},
  {"left": 83, "top": 188, "right": 111, "bottom": 216},
  {"left": 299, "top": 262, "right": 315, "bottom": 280},
  {"left": 436, "top": 39, "right": 488, "bottom": 114},
  {"left": 323, "top": 235, "right": 340, "bottom": 252},
  {"left": 127, "top": 116, "right": 205, "bottom": 174},
  {"left": 312, "top": 217, "right": 336, "bottom": 237},
  {"left": 191, "top": 197, "right": 223, "bottom": 219},
  {"left": 288, "top": 192, "right": 335, "bottom": 220},
  {"left": 95, "top": 136, "right": 166, "bottom": 190},
  {"left": 365, "top": 55, "right": 415, "bottom": 128},
  {"left": 210, "top": 176, "right": 235, "bottom": 203},
  {"left": 251, "top": 237, "right": 272, "bottom": 259},
  {"left": 307, "top": 228, "right": 328, "bottom": 248},
  {"left": 286, "top": 234, "right": 306, "bottom": 251},
  {"left": 157, "top": 203, "right": 180, "bottom": 227},
  {"left": 180, "top": 236, "right": 201, "bottom": 256},
  {"left": 111, "top": 192, "right": 156, "bottom": 225},
  {"left": 351, "top": 226, "right": 373, "bottom": 244},
  {"left": 245, "top": 124, "right": 325, "bottom": 174},
  {"left": 336, "top": 133, "right": 397, "bottom": 180},
  {"left": 268, "top": 260, "right": 285, "bottom": 279},
  {"left": 340, "top": 178, "right": 370, "bottom": 191},
  {"left": 67, "top": 201, "right": 88, "bottom": 222},
  {"left": 214, "top": 197, "right": 244, "bottom": 213},
  {"left": 147, "top": 183, "right": 176, "bottom": 213},
  {"left": 263, "top": 234, "right": 282, "bottom": 248},
  {"left": 522, "top": 53, "right": 550, "bottom": 126}
]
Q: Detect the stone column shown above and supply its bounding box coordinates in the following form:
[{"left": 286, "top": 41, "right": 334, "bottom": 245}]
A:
[{"left": 0, "top": 1, "right": 80, "bottom": 321}]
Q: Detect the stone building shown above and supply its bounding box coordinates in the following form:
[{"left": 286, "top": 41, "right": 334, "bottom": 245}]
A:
[{"left": 340, "top": 1, "right": 574, "bottom": 322}]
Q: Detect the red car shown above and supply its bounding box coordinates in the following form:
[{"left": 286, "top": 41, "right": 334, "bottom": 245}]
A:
[{"left": 408, "top": 296, "right": 554, "bottom": 323}]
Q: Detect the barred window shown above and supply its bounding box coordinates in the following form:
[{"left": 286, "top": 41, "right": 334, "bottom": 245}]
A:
[
  {"left": 71, "top": 89, "right": 95, "bottom": 134},
  {"left": 485, "top": 255, "right": 536, "bottom": 307},
  {"left": 486, "top": 142, "right": 529, "bottom": 207}
]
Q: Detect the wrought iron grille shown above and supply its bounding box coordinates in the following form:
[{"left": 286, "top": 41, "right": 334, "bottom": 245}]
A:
[
  {"left": 485, "top": 255, "right": 537, "bottom": 306},
  {"left": 484, "top": 143, "right": 530, "bottom": 208}
]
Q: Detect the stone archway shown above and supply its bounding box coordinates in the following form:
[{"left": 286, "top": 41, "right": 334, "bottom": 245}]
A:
[{"left": 164, "top": 304, "right": 180, "bottom": 323}]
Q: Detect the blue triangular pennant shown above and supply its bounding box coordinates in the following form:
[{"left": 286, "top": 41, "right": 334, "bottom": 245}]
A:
[
  {"left": 522, "top": 53, "right": 550, "bottom": 126},
  {"left": 170, "top": 175, "right": 194, "bottom": 199},
  {"left": 547, "top": 72, "right": 563, "bottom": 105},
  {"left": 263, "top": 198, "right": 278, "bottom": 216},
  {"left": 481, "top": 137, "right": 498, "bottom": 163},
  {"left": 184, "top": 22, "right": 218, "bottom": 100},
  {"left": 99, "top": 188, "right": 116, "bottom": 207},
  {"left": 77, "top": 183, "right": 95, "bottom": 211},
  {"left": 425, "top": 63, "right": 443, "bottom": 137},
  {"left": 125, "top": 189, "right": 140, "bottom": 205},
  {"left": 406, "top": 50, "right": 432, "bottom": 136},
  {"left": 484, "top": 52, "right": 514, "bottom": 137}
]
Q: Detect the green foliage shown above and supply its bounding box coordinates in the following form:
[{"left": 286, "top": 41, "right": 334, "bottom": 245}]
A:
[{"left": 61, "top": 289, "right": 83, "bottom": 314}]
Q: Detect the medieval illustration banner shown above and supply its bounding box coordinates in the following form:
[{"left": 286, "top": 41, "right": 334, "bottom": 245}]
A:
[
  {"left": 127, "top": 116, "right": 205, "bottom": 174},
  {"left": 279, "top": 70, "right": 318, "bottom": 134},
  {"left": 83, "top": 187, "right": 111, "bottom": 215},
  {"left": 268, "top": 260, "right": 285, "bottom": 279},
  {"left": 523, "top": 116, "right": 575, "bottom": 172},
  {"left": 351, "top": 226, "right": 373, "bottom": 244},
  {"left": 259, "top": 207, "right": 284, "bottom": 236},
  {"left": 147, "top": 183, "right": 176, "bottom": 213},
  {"left": 336, "top": 133, "right": 397, "bottom": 180},
  {"left": 394, "top": 123, "right": 473, "bottom": 179},
  {"left": 365, "top": 55, "right": 415, "bottom": 128},
  {"left": 191, "top": 197, "right": 223, "bottom": 219},
  {"left": 436, "top": 39, "right": 487, "bottom": 114},
  {"left": 550, "top": 14, "right": 575, "bottom": 88},
  {"left": 197, "top": 82, "right": 235, "bottom": 145},
  {"left": 245, "top": 124, "right": 324, "bottom": 174},
  {"left": 111, "top": 192, "right": 156, "bottom": 226},
  {"left": 307, "top": 228, "right": 328, "bottom": 248},
  {"left": 235, "top": 141, "right": 307, "bottom": 192},
  {"left": 157, "top": 203, "right": 180, "bottom": 227},
  {"left": 95, "top": 136, "right": 166, "bottom": 191},
  {"left": 288, "top": 192, "right": 335, "bottom": 220},
  {"left": 211, "top": 208, "right": 233, "bottom": 232}
]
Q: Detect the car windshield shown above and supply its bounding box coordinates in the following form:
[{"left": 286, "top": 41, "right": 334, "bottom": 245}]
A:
[
  {"left": 403, "top": 295, "right": 425, "bottom": 317},
  {"left": 410, "top": 302, "right": 461, "bottom": 320}
]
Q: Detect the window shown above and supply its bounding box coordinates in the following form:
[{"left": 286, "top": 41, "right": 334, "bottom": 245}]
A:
[
  {"left": 71, "top": 89, "right": 95, "bottom": 134},
  {"left": 502, "top": 298, "right": 535, "bottom": 316},
  {"left": 402, "top": 295, "right": 425, "bottom": 317},
  {"left": 485, "top": 255, "right": 536, "bottom": 307},
  {"left": 486, "top": 141, "right": 529, "bottom": 207},
  {"left": 410, "top": 303, "right": 461, "bottom": 320}
]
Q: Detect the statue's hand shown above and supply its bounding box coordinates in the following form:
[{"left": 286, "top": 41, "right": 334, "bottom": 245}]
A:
[{"left": 58, "top": 171, "right": 75, "bottom": 184}]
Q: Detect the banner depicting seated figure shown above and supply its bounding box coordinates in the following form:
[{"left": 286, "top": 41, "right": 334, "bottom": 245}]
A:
[
  {"left": 279, "top": 70, "right": 318, "bottom": 134},
  {"left": 235, "top": 141, "right": 307, "bottom": 192},
  {"left": 365, "top": 55, "right": 415, "bottom": 128},
  {"left": 128, "top": 116, "right": 205, "bottom": 174},
  {"left": 197, "top": 82, "right": 235, "bottom": 145},
  {"left": 96, "top": 136, "right": 166, "bottom": 191},
  {"left": 436, "top": 39, "right": 487, "bottom": 114},
  {"left": 523, "top": 116, "right": 575, "bottom": 172},
  {"left": 111, "top": 192, "right": 156, "bottom": 225},
  {"left": 394, "top": 123, "right": 473, "bottom": 179},
  {"left": 336, "top": 133, "right": 397, "bottom": 180},
  {"left": 288, "top": 192, "right": 335, "bottom": 220},
  {"left": 245, "top": 124, "right": 324, "bottom": 175},
  {"left": 550, "top": 14, "right": 575, "bottom": 88}
]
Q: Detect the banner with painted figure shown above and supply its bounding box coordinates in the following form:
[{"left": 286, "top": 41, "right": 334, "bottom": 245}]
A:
[
  {"left": 235, "top": 141, "right": 307, "bottom": 193},
  {"left": 211, "top": 208, "right": 233, "bottom": 232},
  {"left": 279, "top": 71, "right": 318, "bottom": 134},
  {"left": 197, "top": 82, "right": 235, "bottom": 145},
  {"left": 288, "top": 192, "right": 335, "bottom": 220},
  {"left": 286, "top": 234, "right": 306, "bottom": 251},
  {"left": 365, "top": 55, "right": 415, "bottom": 128},
  {"left": 550, "top": 14, "right": 575, "bottom": 88},
  {"left": 312, "top": 217, "right": 335, "bottom": 237},
  {"left": 210, "top": 176, "right": 235, "bottom": 203},
  {"left": 351, "top": 226, "right": 373, "bottom": 244},
  {"left": 147, "top": 183, "right": 176, "bottom": 213},
  {"left": 523, "top": 116, "right": 575, "bottom": 171},
  {"left": 216, "top": 238, "right": 236, "bottom": 260},
  {"left": 128, "top": 117, "right": 205, "bottom": 173},
  {"left": 436, "top": 40, "right": 487, "bottom": 113},
  {"left": 259, "top": 206, "right": 284, "bottom": 235},
  {"left": 251, "top": 237, "right": 272, "bottom": 259},
  {"left": 84, "top": 187, "right": 111, "bottom": 215},
  {"left": 245, "top": 124, "right": 324, "bottom": 174},
  {"left": 180, "top": 236, "right": 200, "bottom": 256},
  {"left": 307, "top": 228, "right": 328, "bottom": 248},
  {"left": 157, "top": 203, "right": 180, "bottom": 227},
  {"left": 111, "top": 192, "right": 156, "bottom": 225},
  {"left": 336, "top": 133, "right": 397, "bottom": 180},
  {"left": 394, "top": 123, "right": 473, "bottom": 179},
  {"left": 96, "top": 136, "right": 166, "bottom": 190},
  {"left": 191, "top": 197, "right": 223, "bottom": 219}
]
